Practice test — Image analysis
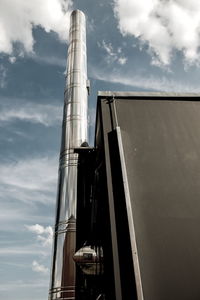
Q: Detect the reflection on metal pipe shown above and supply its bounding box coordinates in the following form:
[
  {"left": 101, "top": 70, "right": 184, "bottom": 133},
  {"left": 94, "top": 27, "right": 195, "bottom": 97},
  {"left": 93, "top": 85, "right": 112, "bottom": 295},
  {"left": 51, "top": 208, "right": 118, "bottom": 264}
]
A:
[{"left": 49, "top": 10, "right": 88, "bottom": 300}]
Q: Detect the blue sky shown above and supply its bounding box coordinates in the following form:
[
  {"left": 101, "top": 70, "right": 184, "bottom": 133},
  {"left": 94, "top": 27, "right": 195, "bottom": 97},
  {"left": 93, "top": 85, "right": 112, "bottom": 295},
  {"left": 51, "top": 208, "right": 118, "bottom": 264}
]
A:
[{"left": 1, "top": 0, "right": 200, "bottom": 299}]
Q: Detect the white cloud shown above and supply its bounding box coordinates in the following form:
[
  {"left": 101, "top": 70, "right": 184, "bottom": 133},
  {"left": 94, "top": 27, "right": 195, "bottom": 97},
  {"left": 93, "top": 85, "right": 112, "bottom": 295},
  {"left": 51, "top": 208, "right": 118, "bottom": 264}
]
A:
[
  {"left": 0, "top": 156, "right": 58, "bottom": 205},
  {"left": 0, "top": 64, "right": 7, "bottom": 88},
  {"left": 101, "top": 40, "right": 116, "bottom": 58},
  {"left": 0, "top": 103, "right": 62, "bottom": 126},
  {"left": 98, "top": 40, "right": 127, "bottom": 65},
  {"left": 27, "top": 224, "right": 52, "bottom": 236},
  {"left": 26, "top": 224, "right": 53, "bottom": 247},
  {"left": 9, "top": 56, "right": 17, "bottom": 64},
  {"left": 0, "top": 0, "right": 72, "bottom": 56},
  {"left": 118, "top": 57, "right": 127, "bottom": 65},
  {"left": 113, "top": 0, "right": 200, "bottom": 65},
  {"left": 32, "top": 260, "right": 49, "bottom": 274}
]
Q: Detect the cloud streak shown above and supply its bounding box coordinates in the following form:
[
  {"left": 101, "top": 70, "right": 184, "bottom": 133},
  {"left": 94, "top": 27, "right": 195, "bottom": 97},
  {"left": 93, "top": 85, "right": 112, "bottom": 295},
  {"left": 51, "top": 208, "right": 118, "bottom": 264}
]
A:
[
  {"left": 0, "top": 246, "right": 47, "bottom": 256},
  {"left": 91, "top": 68, "right": 200, "bottom": 93},
  {"left": 0, "top": 156, "right": 58, "bottom": 205},
  {"left": 113, "top": 0, "right": 200, "bottom": 66},
  {"left": 0, "top": 103, "right": 62, "bottom": 126},
  {"left": 0, "top": 279, "right": 49, "bottom": 291},
  {"left": 0, "top": 0, "right": 72, "bottom": 56},
  {"left": 0, "top": 64, "right": 7, "bottom": 88},
  {"left": 31, "top": 53, "right": 66, "bottom": 67}
]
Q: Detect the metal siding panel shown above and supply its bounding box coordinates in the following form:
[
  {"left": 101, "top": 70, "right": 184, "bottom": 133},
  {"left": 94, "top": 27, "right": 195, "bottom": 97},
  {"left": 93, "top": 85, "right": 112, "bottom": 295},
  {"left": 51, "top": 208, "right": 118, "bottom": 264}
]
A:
[
  {"left": 100, "top": 100, "right": 122, "bottom": 300},
  {"left": 114, "top": 99, "right": 200, "bottom": 300}
]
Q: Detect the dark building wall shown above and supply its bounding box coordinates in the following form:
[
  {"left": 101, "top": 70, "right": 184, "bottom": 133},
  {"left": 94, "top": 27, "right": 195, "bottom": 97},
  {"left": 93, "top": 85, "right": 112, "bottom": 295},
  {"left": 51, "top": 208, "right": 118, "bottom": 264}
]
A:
[
  {"left": 96, "top": 94, "right": 200, "bottom": 300},
  {"left": 114, "top": 98, "right": 200, "bottom": 300},
  {"left": 76, "top": 92, "right": 200, "bottom": 300}
]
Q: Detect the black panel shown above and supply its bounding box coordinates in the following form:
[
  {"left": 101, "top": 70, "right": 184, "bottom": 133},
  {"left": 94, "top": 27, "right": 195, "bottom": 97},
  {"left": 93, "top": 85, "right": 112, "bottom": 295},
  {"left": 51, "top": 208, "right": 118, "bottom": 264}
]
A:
[
  {"left": 108, "top": 129, "right": 137, "bottom": 300},
  {"left": 114, "top": 99, "right": 200, "bottom": 300}
]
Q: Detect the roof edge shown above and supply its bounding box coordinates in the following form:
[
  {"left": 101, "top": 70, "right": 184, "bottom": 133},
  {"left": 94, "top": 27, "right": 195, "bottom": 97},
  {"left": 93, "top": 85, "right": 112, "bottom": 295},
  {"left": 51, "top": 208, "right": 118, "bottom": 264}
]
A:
[{"left": 97, "top": 91, "right": 200, "bottom": 98}]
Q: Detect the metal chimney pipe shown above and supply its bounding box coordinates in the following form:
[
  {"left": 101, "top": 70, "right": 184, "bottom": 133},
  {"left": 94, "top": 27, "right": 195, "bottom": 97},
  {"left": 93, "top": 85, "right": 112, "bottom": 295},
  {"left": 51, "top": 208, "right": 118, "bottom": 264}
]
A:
[{"left": 49, "top": 10, "right": 88, "bottom": 300}]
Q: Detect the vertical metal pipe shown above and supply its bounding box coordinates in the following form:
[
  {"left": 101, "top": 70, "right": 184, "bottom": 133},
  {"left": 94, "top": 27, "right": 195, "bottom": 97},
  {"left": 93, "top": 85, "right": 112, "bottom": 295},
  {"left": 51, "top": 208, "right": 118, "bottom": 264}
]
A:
[{"left": 49, "top": 10, "right": 88, "bottom": 300}]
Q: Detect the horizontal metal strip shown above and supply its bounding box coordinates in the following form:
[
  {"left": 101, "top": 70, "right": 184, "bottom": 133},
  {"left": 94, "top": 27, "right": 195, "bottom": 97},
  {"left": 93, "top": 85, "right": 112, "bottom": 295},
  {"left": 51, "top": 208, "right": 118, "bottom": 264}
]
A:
[
  {"left": 59, "top": 154, "right": 78, "bottom": 159},
  {"left": 54, "top": 229, "right": 76, "bottom": 235},
  {"left": 50, "top": 286, "right": 76, "bottom": 291},
  {"left": 63, "top": 101, "right": 82, "bottom": 105},
  {"left": 59, "top": 158, "right": 78, "bottom": 162},
  {"left": 49, "top": 296, "right": 75, "bottom": 300}
]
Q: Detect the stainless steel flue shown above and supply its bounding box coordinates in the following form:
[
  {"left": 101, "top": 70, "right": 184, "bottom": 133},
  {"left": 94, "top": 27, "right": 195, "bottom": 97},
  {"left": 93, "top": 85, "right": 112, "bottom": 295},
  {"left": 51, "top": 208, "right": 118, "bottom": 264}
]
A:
[{"left": 49, "top": 10, "right": 88, "bottom": 300}]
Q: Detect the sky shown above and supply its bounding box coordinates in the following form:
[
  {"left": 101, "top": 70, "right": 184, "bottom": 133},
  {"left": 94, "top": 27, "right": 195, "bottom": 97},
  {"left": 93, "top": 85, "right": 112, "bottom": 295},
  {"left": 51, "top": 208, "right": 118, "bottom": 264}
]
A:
[{"left": 1, "top": 0, "right": 200, "bottom": 299}]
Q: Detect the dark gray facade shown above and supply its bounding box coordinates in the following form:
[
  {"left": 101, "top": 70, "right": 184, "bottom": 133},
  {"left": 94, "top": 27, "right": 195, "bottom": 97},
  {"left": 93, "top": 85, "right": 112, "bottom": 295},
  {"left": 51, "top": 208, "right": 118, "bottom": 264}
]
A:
[{"left": 82, "top": 92, "right": 200, "bottom": 300}]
